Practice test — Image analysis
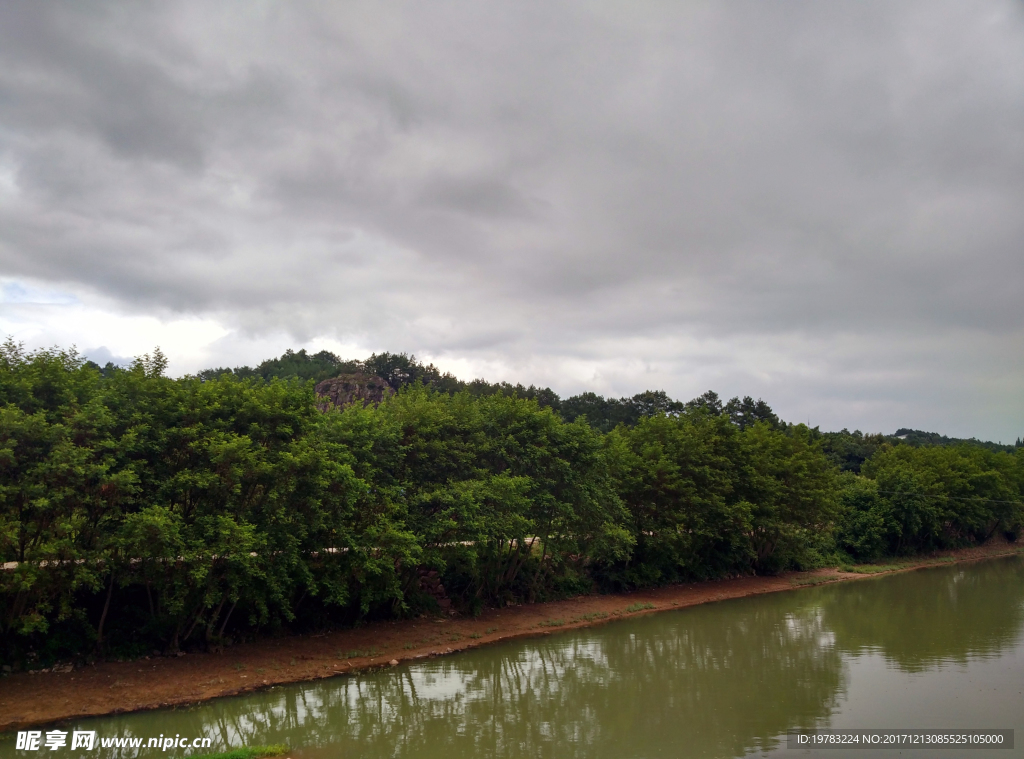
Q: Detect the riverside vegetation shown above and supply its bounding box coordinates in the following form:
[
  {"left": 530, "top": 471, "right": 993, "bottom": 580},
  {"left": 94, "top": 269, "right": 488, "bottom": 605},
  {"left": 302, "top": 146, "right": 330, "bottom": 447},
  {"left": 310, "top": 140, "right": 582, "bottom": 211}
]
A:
[{"left": 2, "top": 342, "right": 1022, "bottom": 668}]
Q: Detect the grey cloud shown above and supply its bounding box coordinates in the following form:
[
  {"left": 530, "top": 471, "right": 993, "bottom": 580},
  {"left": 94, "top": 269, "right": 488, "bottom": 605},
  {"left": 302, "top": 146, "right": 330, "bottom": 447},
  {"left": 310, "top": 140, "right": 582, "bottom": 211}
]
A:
[
  {"left": 0, "top": 5, "right": 208, "bottom": 167},
  {"left": 0, "top": 0, "right": 1021, "bottom": 439}
]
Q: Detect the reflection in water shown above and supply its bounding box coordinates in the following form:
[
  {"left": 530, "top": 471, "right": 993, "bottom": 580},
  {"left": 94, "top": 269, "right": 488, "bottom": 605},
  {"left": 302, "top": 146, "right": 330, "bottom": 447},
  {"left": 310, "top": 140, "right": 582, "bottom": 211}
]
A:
[
  {"left": 820, "top": 557, "right": 1024, "bottom": 672},
  {"left": 2, "top": 556, "right": 1022, "bottom": 759},
  {"left": 89, "top": 602, "right": 842, "bottom": 759}
]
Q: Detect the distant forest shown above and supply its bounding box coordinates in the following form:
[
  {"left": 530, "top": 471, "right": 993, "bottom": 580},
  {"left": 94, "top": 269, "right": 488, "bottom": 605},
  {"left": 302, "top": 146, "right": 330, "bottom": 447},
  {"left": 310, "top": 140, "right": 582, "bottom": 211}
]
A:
[
  {"left": 3, "top": 342, "right": 1020, "bottom": 669},
  {"left": 190, "top": 347, "right": 1017, "bottom": 452},
  {"left": 187, "top": 347, "right": 1020, "bottom": 465}
]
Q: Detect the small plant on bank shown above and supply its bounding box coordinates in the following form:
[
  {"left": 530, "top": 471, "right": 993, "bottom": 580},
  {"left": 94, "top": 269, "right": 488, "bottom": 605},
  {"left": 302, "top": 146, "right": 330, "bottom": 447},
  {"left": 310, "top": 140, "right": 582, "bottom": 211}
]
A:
[
  {"left": 791, "top": 577, "right": 830, "bottom": 586},
  {"left": 571, "top": 611, "right": 609, "bottom": 623},
  {"left": 846, "top": 564, "right": 903, "bottom": 574},
  {"left": 191, "top": 745, "right": 287, "bottom": 759},
  {"left": 624, "top": 602, "right": 655, "bottom": 613}
]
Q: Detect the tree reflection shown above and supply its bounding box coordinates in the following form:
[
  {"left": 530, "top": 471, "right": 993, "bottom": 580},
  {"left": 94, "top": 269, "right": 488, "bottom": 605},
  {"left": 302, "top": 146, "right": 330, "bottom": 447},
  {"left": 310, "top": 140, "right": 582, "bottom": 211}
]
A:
[
  {"left": 36, "top": 557, "right": 1024, "bottom": 759},
  {"left": 821, "top": 557, "right": 1024, "bottom": 672},
  {"left": 77, "top": 598, "right": 842, "bottom": 759}
]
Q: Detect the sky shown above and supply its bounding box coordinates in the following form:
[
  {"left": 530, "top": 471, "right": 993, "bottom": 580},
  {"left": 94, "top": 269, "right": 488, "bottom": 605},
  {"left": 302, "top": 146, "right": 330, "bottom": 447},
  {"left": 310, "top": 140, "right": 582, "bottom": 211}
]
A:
[{"left": 0, "top": 1, "right": 1022, "bottom": 442}]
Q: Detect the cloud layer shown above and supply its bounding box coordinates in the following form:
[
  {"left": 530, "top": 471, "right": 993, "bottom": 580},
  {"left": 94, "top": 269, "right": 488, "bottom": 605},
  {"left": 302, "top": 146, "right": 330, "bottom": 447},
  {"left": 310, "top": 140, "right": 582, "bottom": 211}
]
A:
[{"left": 1, "top": 1, "right": 1022, "bottom": 440}]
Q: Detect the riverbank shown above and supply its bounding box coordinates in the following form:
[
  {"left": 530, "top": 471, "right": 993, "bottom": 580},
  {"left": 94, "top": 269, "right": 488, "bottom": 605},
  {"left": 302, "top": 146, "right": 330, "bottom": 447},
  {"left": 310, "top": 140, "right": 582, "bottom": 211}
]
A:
[{"left": 2, "top": 539, "right": 1021, "bottom": 732}]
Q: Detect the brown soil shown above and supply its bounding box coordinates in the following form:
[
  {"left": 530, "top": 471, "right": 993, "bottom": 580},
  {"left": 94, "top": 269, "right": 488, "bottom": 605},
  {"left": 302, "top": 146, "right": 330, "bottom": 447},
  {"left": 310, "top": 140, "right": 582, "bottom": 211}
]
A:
[{"left": 2, "top": 539, "right": 1021, "bottom": 733}]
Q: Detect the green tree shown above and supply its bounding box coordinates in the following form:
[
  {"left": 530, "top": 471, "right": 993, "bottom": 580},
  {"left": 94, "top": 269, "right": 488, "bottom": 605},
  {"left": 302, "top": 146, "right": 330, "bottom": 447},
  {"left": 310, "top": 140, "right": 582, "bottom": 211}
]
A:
[
  {"left": 860, "top": 444, "right": 1022, "bottom": 553},
  {"left": 604, "top": 411, "right": 751, "bottom": 586},
  {"left": 738, "top": 423, "right": 838, "bottom": 573}
]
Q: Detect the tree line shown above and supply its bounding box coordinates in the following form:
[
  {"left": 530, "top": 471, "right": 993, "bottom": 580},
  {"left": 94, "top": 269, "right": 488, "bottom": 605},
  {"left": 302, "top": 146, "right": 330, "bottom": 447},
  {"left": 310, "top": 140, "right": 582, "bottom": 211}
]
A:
[{"left": 3, "top": 342, "right": 1021, "bottom": 667}]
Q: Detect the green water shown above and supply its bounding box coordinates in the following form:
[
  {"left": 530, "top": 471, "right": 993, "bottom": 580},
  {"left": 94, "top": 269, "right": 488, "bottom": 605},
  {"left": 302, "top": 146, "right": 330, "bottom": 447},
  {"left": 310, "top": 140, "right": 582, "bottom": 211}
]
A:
[{"left": 4, "top": 556, "right": 1023, "bottom": 759}]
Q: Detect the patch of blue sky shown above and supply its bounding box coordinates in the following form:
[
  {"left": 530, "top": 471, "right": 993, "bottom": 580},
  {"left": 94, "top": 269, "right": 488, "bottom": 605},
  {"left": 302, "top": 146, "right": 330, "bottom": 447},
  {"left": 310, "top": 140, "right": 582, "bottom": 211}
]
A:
[{"left": 0, "top": 279, "right": 79, "bottom": 306}]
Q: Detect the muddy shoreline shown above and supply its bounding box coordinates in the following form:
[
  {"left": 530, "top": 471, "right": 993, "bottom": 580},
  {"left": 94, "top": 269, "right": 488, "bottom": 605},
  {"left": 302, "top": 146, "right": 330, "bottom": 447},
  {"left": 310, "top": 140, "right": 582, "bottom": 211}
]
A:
[{"left": 2, "top": 540, "right": 1021, "bottom": 733}]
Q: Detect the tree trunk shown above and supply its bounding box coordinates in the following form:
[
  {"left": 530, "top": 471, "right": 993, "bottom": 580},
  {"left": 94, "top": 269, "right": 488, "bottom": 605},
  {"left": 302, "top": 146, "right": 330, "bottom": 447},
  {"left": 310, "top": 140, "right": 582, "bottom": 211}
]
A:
[
  {"left": 95, "top": 575, "right": 115, "bottom": 652},
  {"left": 218, "top": 600, "right": 238, "bottom": 639}
]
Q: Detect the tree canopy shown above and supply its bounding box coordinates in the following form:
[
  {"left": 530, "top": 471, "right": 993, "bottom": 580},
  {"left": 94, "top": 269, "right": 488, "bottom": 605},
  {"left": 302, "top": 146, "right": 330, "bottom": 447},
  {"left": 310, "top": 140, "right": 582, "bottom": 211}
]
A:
[{"left": 2, "top": 340, "right": 1020, "bottom": 668}]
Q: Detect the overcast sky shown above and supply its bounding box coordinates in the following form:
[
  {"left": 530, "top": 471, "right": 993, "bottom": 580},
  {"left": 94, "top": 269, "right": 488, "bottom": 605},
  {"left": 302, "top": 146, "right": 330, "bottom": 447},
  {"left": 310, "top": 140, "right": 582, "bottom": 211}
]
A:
[{"left": 1, "top": 1, "right": 1022, "bottom": 441}]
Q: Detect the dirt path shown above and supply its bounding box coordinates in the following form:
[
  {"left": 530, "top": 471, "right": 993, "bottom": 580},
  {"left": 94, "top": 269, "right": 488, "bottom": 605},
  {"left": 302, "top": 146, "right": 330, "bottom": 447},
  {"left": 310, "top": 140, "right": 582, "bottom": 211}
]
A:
[{"left": 2, "top": 540, "right": 1021, "bottom": 732}]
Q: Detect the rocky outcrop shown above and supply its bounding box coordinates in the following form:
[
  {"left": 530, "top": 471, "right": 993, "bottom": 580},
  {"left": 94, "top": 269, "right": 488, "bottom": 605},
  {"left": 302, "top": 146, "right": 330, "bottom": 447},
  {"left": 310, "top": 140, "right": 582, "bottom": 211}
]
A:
[
  {"left": 314, "top": 373, "right": 394, "bottom": 410},
  {"left": 417, "top": 568, "right": 453, "bottom": 612}
]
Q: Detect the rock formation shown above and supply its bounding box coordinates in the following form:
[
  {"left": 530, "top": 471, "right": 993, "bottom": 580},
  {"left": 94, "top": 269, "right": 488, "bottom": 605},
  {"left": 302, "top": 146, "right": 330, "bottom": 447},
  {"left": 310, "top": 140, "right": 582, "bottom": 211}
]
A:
[
  {"left": 417, "top": 568, "right": 453, "bottom": 612},
  {"left": 314, "top": 373, "right": 394, "bottom": 410}
]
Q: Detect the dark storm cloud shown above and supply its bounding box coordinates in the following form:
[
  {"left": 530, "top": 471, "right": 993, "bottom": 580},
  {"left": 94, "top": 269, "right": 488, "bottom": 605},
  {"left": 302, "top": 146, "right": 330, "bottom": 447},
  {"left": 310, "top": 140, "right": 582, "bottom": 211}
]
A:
[{"left": 0, "top": 0, "right": 1022, "bottom": 438}]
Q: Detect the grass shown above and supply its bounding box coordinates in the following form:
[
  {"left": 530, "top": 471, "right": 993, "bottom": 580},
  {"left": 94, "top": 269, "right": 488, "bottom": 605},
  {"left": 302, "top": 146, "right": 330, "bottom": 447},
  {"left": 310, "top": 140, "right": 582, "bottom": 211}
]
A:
[
  {"left": 337, "top": 646, "right": 381, "bottom": 659},
  {"left": 836, "top": 555, "right": 960, "bottom": 575},
  {"left": 791, "top": 577, "right": 832, "bottom": 586},
  {"left": 841, "top": 563, "right": 905, "bottom": 574},
  {"left": 468, "top": 632, "right": 482, "bottom": 639},
  {"left": 571, "top": 611, "right": 609, "bottom": 623},
  {"left": 485, "top": 626, "right": 498, "bottom": 634},
  {"left": 191, "top": 745, "right": 287, "bottom": 759},
  {"left": 624, "top": 602, "right": 655, "bottom": 613}
]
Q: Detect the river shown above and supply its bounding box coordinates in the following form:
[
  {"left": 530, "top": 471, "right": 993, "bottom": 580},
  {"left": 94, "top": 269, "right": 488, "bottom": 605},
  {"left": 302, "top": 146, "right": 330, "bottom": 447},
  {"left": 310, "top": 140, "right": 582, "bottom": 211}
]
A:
[{"left": 3, "top": 556, "right": 1022, "bottom": 758}]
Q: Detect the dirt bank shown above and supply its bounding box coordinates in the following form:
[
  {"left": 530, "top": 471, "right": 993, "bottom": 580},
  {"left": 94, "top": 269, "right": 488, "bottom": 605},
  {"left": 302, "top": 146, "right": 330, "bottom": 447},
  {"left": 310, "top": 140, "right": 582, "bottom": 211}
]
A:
[{"left": 2, "top": 540, "right": 1021, "bottom": 732}]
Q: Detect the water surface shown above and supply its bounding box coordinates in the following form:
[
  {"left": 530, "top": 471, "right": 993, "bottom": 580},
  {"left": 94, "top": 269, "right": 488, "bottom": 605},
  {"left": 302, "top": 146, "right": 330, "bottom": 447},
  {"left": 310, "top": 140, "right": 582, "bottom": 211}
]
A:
[{"left": 4, "top": 556, "right": 1023, "bottom": 758}]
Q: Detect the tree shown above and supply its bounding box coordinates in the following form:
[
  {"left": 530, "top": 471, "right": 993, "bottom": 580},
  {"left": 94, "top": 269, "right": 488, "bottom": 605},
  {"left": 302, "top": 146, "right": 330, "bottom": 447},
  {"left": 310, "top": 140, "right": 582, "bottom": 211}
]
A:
[
  {"left": 861, "top": 444, "right": 1022, "bottom": 553},
  {"left": 724, "top": 396, "right": 780, "bottom": 430},
  {"left": 738, "top": 423, "right": 837, "bottom": 573},
  {"left": 685, "top": 390, "right": 723, "bottom": 415},
  {"left": 604, "top": 411, "right": 751, "bottom": 586}
]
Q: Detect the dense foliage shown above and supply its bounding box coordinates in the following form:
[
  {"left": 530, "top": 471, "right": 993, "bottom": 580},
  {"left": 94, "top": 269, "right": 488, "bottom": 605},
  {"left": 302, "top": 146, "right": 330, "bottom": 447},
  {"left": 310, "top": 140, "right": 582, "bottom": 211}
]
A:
[
  {"left": 3, "top": 342, "right": 1022, "bottom": 667},
  {"left": 891, "top": 427, "right": 1017, "bottom": 454}
]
